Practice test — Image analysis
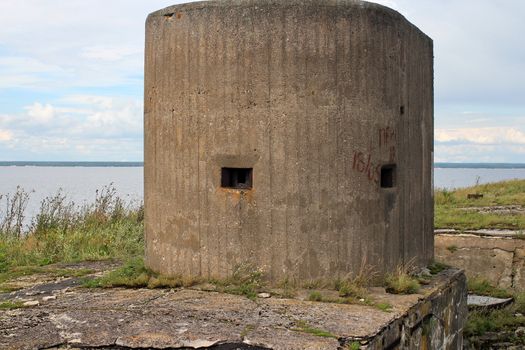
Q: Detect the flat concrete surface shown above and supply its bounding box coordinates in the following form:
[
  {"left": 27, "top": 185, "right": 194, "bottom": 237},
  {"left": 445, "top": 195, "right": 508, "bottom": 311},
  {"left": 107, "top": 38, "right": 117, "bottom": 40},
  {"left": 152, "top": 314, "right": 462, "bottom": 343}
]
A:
[
  {"left": 0, "top": 267, "right": 463, "bottom": 349},
  {"left": 435, "top": 229, "right": 524, "bottom": 238},
  {"left": 468, "top": 294, "right": 513, "bottom": 308}
]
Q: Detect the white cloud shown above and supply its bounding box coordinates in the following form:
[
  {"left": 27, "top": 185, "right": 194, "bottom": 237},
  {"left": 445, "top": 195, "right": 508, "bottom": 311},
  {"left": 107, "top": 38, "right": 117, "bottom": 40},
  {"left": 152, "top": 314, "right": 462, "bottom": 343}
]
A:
[
  {"left": 434, "top": 144, "right": 525, "bottom": 163},
  {"left": 0, "top": 0, "right": 523, "bottom": 162},
  {"left": 436, "top": 127, "right": 525, "bottom": 145},
  {"left": 0, "top": 56, "right": 66, "bottom": 89},
  {"left": 81, "top": 46, "right": 142, "bottom": 62},
  {"left": 0, "top": 95, "right": 143, "bottom": 159},
  {"left": 0, "top": 129, "right": 12, "bottom": 142},
  {"left": 0, "top": 0, "right": 186, "bottom": 91},
  {"left": 25, "top": 103, "right": 55, "bottom": 124}
]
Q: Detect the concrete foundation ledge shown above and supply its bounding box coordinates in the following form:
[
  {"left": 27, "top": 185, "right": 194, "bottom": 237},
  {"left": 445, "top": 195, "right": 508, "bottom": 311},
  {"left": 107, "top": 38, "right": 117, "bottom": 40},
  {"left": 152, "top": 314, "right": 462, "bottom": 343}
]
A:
[
  {"left": 435, "top": 232, "right": 525, "bottom": 290},
  {"left": 0, "top": 269, "right": 466, "bottom": 350}
]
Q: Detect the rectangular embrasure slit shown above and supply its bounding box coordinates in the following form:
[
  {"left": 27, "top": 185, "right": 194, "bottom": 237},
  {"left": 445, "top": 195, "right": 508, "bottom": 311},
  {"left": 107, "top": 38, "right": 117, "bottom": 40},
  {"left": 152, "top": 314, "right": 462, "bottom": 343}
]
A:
[
  {"left": 221, "top": 167, "right": 253, "bottom": 189},
  {"left": 381, "top": 164, "right": 396, "bottom": 188}
]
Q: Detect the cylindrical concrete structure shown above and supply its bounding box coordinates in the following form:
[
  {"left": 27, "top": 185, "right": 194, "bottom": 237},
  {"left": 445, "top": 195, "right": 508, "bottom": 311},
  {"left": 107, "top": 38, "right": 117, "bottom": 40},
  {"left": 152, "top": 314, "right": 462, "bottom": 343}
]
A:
[{"left": 144, "top": 0, "right": 433, "bottom": 282}]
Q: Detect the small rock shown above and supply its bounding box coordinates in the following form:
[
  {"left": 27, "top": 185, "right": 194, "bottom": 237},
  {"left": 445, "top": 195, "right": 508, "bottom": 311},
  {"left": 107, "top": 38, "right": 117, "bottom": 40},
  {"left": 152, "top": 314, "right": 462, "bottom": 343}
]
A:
[
  {"left": 183, "top": 340, "right": 218, "bottom": 348},
  {"left": 419, "top": 267, "right": 431, "bottom": 276},
  {"left": 43, "top": 296, "right": 57, "bottom": 301},
  {"left": 515, "top": 327, "right": 525, "bottom": 337},
  {"left": 198, "top": 283, "right": 217, "bottom": 292},
  {"left": 22, "top": 300, "right": 39, "bottom": 307},
  {"left": 257, "top": 293, "right": 271, "bottom": 298},
  {"left": 515, "top": 313, "right": 523, "bottom": 317}
]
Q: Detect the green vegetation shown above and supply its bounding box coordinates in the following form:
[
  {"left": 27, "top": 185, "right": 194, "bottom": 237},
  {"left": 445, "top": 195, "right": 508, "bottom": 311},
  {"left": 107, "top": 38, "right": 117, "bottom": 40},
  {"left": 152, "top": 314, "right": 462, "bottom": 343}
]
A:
[
  {"left": 427, "top": 261, "right": 450, "bottom": 275},
  {"left": 82, "top": 257, "right": 200, "bottom": 289},
  {"left": 308, "top": 290, "right": 323, "bottom": 302},
  {"left": 0, "top": 185, "right": 144, "bottom": 290},
  {"left": 435, "top": 179, "right": 525, "bottom": 230},
  {"left": 302, "top": 280, "right": 323, "bottom": 290},
  {"left": 385, "top": 265, "right": 420, "bottom": 295},
  {"left": 467, "top": 277, "right": 513, "bottom": 299},
  {"left": 293, "top": 320, "right": 338, "bottom": 339},
  {"left": 348, "top": 342, "right": 361, "bottom": 350},
  {"left": 338, "top": 280, "right": 367, "bottom": 299},
  {"left": 275, "top": 278, "right": 297, "bottom": 298},
  {"left": 336, "top": 263, "right": 375, "bottom": 298},
  {"left": 85, "top": 258, "right": 264, "bottom": 300},
  {"left": 209, "top": 263, "right": 264, "bottom": 300},
  {"left": 446, "top": 245, "right": 458, "bottom": 253},
  {"left": 466, "top": 307, "right": 525, "bottom": 346},
  {"left": 465, "top": 280, "right": 525, "bottom": 345},
  {"left": 304, "top": 263, "right": 396, "bottom": 312},
  {"left": 466, "top": 309, "right": 522, "bottom": 337},
  {"left": 375, "top": 302, "right": 393, "bottom": 312},
  {"left": 307, "top": 289, "right": 392, "bottom": 312},
  {"left": 0, "top": 300, "right": 25, "bottom": 310},
  {"left": 436, "top": 180, "right": 525, "bottom": 346}
]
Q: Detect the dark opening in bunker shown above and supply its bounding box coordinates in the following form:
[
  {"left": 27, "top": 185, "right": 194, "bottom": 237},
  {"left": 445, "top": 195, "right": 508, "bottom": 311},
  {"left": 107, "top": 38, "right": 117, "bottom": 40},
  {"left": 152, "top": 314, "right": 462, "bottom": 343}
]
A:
[
  {"left": 381, "top": 165, "right": 396, "bottom": 188},
  {"left": 221, "top": 168, "right": 253, "bottom": 189}
]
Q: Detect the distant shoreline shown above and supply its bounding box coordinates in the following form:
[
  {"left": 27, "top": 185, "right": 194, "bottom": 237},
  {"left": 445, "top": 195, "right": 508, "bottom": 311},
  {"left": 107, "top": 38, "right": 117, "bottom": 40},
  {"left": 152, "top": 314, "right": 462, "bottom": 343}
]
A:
[
  {"left": 434, "top": 163, "right": 525, "bottom": 169},
  {"left": 0, "top": 161, "right": 143, "bottom": 167},
  {"left": 0, "top": 161, "right": 525, "bottom": 169}
]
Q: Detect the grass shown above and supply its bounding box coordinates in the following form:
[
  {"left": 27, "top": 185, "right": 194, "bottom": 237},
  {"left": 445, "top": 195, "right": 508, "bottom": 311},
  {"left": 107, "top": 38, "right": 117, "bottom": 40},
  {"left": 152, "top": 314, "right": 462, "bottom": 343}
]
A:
[
  {"left": 0, "top": 300, "right": 25, "bottom": 310},
  {"left": 427, "top": 261, "right": 450, "bottom": 275},
  {"left": 375, "top": 302, "right": 393, "bottom": 312},
  {"left": 435, "top": 179, "right": 525, "bottom": 230},
  {"left": 347, "top": 342, "right": 361, "bottom": 350},
  {"left": 85, "top": 258, "right": 265, "bottom": 301},
  {"left": 435, "top": 180, "right": 525, "bottom": 345},
  {"left": 466, "top": 309, "right": 521, "bottom": 336},
  {"left": 211, "top": 263, "right": 264, "bottom": 300},
  {"left": 385, "top": 264, "right": 420, "bottom": 295},
  {"left": 465, "top": 280, "right": 525, "bottom": 344},
  {"left": 307, "top": 289, "right": 392, "bottom": 312},
  {"left": 336, "top": 261, "right": 375, "bottom": 300},
  {"left": 308, "top": 290, "right": 323, "bottom": 302},
  {"left": 468, "top": 276, "right": 513, "bottom": 298},
  {"left": 292, "top": 320, "right": 338, "bottom": 339},
  {"left": 303, "top": 261, "right": 402, "bottom": 312},
  {"left": 0, "top": 185, "right": 144, "bottom": 289},
  {"left": 82, "top": 257, "right": 200, "bottom": 289}
]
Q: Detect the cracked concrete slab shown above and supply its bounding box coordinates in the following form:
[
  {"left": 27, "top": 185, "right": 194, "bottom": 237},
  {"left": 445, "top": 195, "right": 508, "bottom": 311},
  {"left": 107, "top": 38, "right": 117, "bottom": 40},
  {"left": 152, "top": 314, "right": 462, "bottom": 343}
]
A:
[{"left": 0, "top": 269, "right": 466, "bottom": 349}]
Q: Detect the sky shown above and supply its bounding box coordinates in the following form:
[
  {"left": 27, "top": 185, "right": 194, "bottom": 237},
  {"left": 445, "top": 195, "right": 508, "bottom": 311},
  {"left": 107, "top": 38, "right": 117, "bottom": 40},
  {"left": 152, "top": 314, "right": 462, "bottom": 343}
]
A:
[{"left": 0, "top": 0, "right": 523, "bottom": 163}]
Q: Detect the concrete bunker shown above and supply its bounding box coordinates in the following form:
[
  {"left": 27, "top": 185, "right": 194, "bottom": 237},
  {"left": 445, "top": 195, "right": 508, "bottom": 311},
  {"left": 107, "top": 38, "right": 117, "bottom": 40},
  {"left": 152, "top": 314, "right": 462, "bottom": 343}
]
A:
[{"left": 144, "top": 0, "right": 434, "bottom": 282}]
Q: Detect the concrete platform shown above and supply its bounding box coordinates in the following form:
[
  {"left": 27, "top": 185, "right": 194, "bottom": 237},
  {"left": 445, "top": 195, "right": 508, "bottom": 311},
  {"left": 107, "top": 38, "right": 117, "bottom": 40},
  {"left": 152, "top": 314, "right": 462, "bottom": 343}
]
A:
[{"left": 0, "top": 269, "right": 466, "bottom": 350}]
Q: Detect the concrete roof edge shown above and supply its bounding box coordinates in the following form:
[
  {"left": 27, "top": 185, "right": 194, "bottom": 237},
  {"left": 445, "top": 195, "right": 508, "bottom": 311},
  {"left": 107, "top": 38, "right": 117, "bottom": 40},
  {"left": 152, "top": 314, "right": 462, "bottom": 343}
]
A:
[{"left": 147, "top": 0, "right": 432, "bottom": 43}]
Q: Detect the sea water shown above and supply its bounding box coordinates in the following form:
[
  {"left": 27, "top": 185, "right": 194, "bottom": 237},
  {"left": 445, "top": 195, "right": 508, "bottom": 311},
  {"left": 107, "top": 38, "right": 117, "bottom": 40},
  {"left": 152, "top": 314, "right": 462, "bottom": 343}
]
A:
[{"left": 1, "top": 163, "right": 524, "bottom": 221}]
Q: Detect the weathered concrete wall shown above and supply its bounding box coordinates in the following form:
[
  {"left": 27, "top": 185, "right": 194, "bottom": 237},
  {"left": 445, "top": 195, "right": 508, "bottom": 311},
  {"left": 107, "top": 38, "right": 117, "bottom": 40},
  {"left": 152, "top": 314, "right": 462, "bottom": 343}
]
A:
[
  {"left": 436, "top": 233, "right": 525, "bottom": 290},
  {"left": 144, "top": 0, "right": 434, "bottom": 281},
  {"left": 362, "top": 269, "right": 467, "bottom": 350}
]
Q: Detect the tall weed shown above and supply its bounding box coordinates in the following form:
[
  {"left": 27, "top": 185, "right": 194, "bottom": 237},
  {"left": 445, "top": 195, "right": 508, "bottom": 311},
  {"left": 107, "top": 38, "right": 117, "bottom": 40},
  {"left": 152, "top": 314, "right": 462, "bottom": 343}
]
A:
[
  {"left": 0, "top": 187, "right": 32, "bottom": 238},
  {"left": 0, "top": 185, "right": 144, "bottom": 274}
]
